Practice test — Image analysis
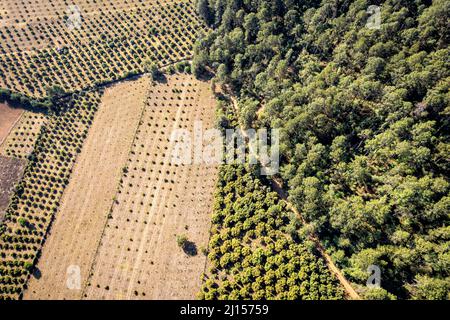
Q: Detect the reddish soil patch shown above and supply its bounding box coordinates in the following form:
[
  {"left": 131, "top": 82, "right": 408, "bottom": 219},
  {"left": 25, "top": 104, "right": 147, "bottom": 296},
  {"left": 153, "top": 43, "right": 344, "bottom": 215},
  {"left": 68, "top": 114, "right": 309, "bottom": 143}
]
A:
[
  {"left": 0, "top": 155, "right": 27, "bottom": 222},
  {"left": 0, "top": 102, "right": 23, "bottom": 146}
]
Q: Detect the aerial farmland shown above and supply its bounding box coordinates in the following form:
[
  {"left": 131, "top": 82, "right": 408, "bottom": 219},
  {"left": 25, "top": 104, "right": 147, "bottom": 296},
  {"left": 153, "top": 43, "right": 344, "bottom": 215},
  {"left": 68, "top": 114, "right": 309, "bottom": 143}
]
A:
[
  {"left": 0, "top": 0, "right": 220, "bottom": 300},
  {"left": 0, "top": 0, "right": 448, "bottom": 306}
]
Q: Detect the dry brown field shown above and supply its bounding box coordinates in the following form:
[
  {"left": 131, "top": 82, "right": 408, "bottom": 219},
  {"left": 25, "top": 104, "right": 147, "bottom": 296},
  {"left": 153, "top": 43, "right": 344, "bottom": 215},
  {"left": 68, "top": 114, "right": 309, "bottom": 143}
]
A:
[{"left": 84, "top": 74, "right": 217, "bottom": 300}]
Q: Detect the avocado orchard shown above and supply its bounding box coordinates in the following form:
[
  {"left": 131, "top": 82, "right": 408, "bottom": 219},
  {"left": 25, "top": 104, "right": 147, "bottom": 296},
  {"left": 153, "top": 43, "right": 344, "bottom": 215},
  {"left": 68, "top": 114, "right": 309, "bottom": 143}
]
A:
[
  {"left": 0, "top": 91, "right": 101, "bottom": 299},
  {"left": 199, "top": 164, "right": 344, "bottom": 300},
  {"left": 0, "top": 0, "right": 206, "bottom": 98}
]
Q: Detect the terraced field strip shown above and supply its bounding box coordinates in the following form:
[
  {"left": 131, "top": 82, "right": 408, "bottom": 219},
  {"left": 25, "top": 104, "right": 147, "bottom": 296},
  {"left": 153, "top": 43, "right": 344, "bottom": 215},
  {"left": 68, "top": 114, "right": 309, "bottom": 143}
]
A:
[
  {"left": 84, "top": 74, "right": 218, "bottom": 300},
  {"left": 0, "top": 91, "right": 101, "bottom": 300},
  {"left": 24, "top": 77, "right": 150, "bottom": 300}
]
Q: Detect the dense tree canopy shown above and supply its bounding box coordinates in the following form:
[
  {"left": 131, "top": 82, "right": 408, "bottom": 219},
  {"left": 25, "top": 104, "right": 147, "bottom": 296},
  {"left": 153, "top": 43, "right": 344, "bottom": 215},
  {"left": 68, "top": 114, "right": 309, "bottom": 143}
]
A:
[{"left": 195, "top": 0, "right": 449, "bottom": 299}]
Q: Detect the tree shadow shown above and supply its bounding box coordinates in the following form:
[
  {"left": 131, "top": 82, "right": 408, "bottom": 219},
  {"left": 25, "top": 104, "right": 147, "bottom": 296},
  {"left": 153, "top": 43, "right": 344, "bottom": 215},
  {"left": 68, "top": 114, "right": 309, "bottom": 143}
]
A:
[
  {"left": 182, "top": 241, "right": 198, "bottom": 256},
  {"left": 26, "top": 222, "right": 37, "bottom": 231}
]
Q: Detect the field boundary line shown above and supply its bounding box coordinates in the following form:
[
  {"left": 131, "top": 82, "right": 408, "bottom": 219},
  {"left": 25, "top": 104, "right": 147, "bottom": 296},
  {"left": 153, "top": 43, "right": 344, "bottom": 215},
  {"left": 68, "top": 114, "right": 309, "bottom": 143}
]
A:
[{"left": 79, "top": 77, "right": 151, "bottom": 299}]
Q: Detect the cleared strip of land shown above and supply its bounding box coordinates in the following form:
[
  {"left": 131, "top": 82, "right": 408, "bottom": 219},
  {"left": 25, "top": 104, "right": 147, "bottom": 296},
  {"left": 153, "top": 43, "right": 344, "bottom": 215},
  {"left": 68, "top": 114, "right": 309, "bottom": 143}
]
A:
[{"left": 24, "top": 77, "right": 150, "bottom": 299}]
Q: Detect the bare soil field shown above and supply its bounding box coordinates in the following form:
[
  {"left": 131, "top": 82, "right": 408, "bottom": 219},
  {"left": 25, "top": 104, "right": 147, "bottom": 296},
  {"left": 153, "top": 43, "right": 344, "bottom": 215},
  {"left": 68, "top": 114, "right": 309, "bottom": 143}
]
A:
[
  {"left": 84, "top": 74, "right": 218, "bottom": 300},
  {"left": 24, "top": 77, "right": 150, "bottom": 300},
  {"left": 0, "top": 155, "right": 26, "bottom": 222},
  {"left": 0, "top": 102, "right": 23, "bottom": 146},
  {"left": 0, "top": 110, "right": 46, "bottom": 159}
]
